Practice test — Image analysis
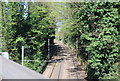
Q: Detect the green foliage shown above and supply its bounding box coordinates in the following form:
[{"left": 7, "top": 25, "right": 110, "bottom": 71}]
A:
[
  {"left": 1, "top": 2, "right": 55, "bottom": 73},
  {"left": 86, "top": 27, "right": 119, "bottom": 79},
  {"left": 57, "top": 2, "right": 120, "bottom": 79},
  {"left": 1, "top": 1, "right": 120, "bottom": 79}
]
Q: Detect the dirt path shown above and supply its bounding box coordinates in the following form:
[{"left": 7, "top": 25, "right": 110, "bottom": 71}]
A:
[{"left": 43, "top": 40, "right": 87, "bottom": 79}]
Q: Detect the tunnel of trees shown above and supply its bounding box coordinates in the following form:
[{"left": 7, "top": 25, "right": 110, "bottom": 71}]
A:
[{"left": 0, "top": 1, "right": 120, "bottom": 80}]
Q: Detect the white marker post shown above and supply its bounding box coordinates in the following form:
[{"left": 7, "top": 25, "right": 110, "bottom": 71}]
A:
[{"left": 22, "top": 46, "right": 24, "bottom": 66}]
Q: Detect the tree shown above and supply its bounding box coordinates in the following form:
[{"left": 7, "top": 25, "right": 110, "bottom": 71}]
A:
[
  {"left": 1, "top": 2, "right": 56, "bottom": 73},
  {"left": 57, "top": 2, "right": 120, "bottom": 79}
]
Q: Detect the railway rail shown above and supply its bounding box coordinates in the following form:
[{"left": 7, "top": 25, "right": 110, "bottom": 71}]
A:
[{"left": 43, "top": 40, "right": 87, "bottom": 80}]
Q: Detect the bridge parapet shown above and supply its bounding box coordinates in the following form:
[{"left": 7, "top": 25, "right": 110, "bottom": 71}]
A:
[
  {"left": 0, "top": 56, "right": 49, "bottom": 79},
  {"left": 0, "top": 52, "right": 9, "bottom": 59}
]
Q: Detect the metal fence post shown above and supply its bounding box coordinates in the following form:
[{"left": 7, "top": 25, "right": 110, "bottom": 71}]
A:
[{"left": 48, "top": 39, "right": 50, "bottom": 59}]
